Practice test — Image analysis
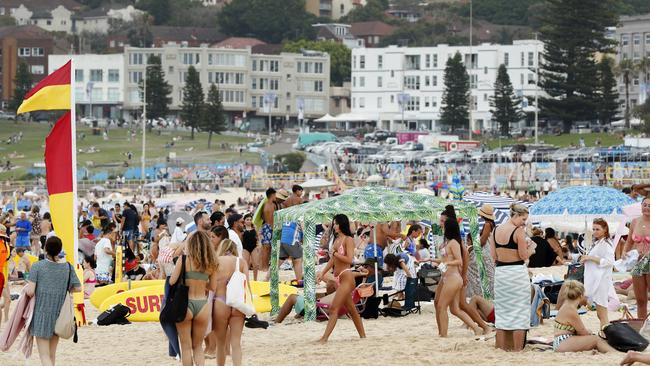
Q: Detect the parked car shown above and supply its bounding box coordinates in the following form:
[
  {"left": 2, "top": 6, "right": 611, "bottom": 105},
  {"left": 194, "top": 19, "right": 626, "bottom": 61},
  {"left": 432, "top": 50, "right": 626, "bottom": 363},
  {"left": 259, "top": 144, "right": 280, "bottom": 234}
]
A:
[
  {"left": 0, "top": 111, "right": 16, "bottom": 120},
  {"left": 364, "top": 130, "right": 395, "bottom": 142}
]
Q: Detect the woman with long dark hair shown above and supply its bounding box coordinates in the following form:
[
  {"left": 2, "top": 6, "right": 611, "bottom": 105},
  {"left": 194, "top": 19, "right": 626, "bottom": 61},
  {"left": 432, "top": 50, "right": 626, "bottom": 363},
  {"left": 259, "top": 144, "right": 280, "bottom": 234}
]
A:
[
  {"left": 433, "top": 217, "right": 484, "bottom": 337},
  {"left": 316, "top": 214, "right": 367, "bottom": 343}
]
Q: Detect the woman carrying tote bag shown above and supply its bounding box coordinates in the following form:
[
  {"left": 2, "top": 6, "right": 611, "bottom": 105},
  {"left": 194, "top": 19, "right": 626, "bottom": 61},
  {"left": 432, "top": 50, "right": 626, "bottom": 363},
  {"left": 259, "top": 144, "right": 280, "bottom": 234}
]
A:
[{"left": 25, "top": 236, "right": 81, "bottom": 366}]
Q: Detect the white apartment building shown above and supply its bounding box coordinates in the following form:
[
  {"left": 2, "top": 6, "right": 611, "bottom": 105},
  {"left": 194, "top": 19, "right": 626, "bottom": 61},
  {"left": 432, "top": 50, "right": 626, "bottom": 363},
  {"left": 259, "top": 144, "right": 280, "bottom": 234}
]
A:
[
  {"left": 123, "top": 44, "right": 330, "bottom": 129},
  {"left": 350, "top": 40, "right": 543, "bottom": 132},
  {"left": 49, "top": 54, "right": 124, "bottom": 119},
  {"left": 615, "top": 14, "right": 650, "bottom": 108}
]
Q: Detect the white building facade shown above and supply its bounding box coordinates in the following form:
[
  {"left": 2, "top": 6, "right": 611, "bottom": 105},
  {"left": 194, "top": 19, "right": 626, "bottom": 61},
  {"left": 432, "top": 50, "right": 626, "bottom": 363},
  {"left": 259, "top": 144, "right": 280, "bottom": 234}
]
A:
[
  {"left": 123, "top": 44, "right": 330, "bottom": 128},
  {"left": 350, "top": 40, "right": 543, "bottom": 132},
  {"left": 49, "top": 54, "right": 124, "bottom": 119}
]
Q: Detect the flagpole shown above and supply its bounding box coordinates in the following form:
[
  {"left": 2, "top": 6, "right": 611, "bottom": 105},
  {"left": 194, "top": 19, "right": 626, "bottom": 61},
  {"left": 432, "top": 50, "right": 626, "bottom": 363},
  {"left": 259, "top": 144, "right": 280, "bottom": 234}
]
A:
[{"left": 70, "top": 57, "right": 79, "bottom": 263}]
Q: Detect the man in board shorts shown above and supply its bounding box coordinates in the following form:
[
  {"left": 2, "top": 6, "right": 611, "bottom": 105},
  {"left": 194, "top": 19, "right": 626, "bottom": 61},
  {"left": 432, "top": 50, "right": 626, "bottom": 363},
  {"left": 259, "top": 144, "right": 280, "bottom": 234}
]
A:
[{"left": 261, "top": 188, "right": 288, "bottom": 275}]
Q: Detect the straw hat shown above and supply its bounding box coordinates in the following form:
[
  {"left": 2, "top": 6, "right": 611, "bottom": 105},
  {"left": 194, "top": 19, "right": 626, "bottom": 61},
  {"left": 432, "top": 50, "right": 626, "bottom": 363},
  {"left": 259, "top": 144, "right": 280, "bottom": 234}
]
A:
[
  {"left": 276, "top": 189, "right": 290, "bottom": 201},
  {"left": 478, "top": 204, "right": 496, "bottom": 221}
]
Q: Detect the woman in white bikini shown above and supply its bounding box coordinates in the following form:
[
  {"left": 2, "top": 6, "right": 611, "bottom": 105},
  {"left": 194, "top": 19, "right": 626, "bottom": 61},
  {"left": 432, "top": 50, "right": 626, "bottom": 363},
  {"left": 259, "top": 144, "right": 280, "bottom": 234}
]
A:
[
  {"left": 433, "top": 216, "right": 484, "bottom": 337},
  {"left": 316, "top": 214, "right": 366, "bottom": 343},
  {"left": 625, "top": 197, "right": 650, "bottom": 319}
]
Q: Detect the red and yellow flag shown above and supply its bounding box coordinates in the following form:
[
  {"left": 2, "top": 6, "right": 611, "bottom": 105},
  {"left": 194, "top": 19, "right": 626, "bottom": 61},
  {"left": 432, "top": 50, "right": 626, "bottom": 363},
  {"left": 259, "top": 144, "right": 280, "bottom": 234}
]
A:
[
  {"left": 17, "top": 61, "right": 76, "bottom": 265},
  {"left": 17, "top": 61, "right": 71, "bottom": 115}
]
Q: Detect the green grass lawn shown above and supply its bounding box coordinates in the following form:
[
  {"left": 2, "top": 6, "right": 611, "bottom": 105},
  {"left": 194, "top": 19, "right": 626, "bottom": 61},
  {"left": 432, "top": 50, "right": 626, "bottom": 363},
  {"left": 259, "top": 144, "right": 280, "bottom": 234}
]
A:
[
  {"left": 483, "top": 132, "right": 625, "bottom": 149},
  {"left": 0, "top": 120, "right": 257, "bottom": 180}
]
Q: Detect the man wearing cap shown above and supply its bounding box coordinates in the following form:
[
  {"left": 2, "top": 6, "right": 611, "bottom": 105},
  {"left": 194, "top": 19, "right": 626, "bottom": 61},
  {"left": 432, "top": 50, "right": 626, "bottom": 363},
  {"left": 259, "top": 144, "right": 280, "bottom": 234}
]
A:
[
  {"left": 171, "top": 217, "right": 186, "bottom": 244},
  {"left": 227, "top": 213, "right": 244, "bottom": 258}
]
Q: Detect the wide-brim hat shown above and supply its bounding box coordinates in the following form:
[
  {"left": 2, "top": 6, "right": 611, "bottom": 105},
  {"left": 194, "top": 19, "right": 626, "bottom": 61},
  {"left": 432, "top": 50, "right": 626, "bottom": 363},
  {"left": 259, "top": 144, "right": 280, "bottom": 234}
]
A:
[
  {"left": 276, "top": 189, "right": 290, "bottom": 201},
  {"left": 478, "top": 204, "right": 496, "bottom": 221}
]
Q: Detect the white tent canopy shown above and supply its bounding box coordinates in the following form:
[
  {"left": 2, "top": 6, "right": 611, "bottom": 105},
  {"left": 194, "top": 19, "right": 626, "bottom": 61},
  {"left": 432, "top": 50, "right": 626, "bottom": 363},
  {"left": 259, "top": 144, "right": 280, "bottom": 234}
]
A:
[
  {"left": 300, "top": 178, "right": 336, "bottom": 189},
  {"left": 314, "top": 113, "right": 336, "bottom": 122}
]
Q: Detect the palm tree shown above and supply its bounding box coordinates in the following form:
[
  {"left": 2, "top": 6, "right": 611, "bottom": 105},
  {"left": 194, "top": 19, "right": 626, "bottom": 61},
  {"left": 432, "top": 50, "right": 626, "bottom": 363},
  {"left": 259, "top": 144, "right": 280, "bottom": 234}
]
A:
[
  {"left": 615, "top": 58, "right": 637, "bottom": 129},
  {"left": 638, "top": 56, "right": 650, "bottom": 104}
]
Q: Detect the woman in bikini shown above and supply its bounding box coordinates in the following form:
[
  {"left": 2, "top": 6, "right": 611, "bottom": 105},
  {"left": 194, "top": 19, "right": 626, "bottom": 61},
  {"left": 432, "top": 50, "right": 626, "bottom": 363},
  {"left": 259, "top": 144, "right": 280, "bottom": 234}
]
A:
[
  {"left": 170, "top": 231, "right": 218, "bottom": 366},
  {"left": 625, "top": 197, "right": 650, "bottom": 319},
  {"left": 553, "top": 280, "right": 614, "bottom": 353},
  {"left": 316, "top": 213, "right": 367, "bottom": 343},
  {"left": 213, "top": 239, "right": 248, "bottom": 366},
  {"left": 433, "top": 216, "right": 484, "bottom": 337}
]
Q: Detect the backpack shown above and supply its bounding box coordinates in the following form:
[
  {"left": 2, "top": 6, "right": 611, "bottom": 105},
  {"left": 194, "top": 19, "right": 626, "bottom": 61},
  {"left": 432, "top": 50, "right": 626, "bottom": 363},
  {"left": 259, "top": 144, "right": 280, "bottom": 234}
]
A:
[
  {"left": 97, "top": 304, "right": 131, "bottom": 326},
  {"left": 530, "top": 284, "right": 551, "bottom": 327}
]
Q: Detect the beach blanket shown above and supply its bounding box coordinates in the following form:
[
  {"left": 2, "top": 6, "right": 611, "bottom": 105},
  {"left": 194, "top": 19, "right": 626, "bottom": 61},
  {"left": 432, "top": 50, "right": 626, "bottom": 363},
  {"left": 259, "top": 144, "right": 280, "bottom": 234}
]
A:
[
  {"left": 494, "top": 264, "right": 530, "bottom": 330},
  {"left": 252, "top": 197, "right": 267, "bottom": 231}
]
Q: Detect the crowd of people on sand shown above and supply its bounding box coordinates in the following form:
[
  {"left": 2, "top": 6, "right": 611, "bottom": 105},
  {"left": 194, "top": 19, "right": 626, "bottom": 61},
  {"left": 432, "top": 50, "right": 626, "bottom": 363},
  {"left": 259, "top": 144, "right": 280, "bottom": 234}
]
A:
[{"left": 4, "top": 183, "right": 650, "bottom": 365}]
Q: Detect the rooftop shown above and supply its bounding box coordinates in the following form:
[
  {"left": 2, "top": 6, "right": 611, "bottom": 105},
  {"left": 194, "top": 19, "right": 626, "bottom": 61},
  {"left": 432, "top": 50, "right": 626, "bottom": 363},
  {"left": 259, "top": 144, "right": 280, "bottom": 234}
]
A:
[
  {"left": 151, "top": 26, "right": 225, "bottom": 43},
  {"left": 2, "top": 0, "right": 82, "bottom": 11},
  {"left": 0, "top": 25, "right": 53, "bottom": 40},
  {"left": 350, "top": 21, "right": 395, "bottom": 37},
  {"left": 213, "top": 37, "right": 266, "bottom": 49}
]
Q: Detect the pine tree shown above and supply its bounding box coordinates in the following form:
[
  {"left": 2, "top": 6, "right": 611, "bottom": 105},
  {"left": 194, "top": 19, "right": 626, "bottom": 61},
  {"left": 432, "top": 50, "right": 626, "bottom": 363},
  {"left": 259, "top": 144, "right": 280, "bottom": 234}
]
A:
[
  {"left": 440, "top": 52, "right": 470, "bottom": 133},
  {"left": 10, "top": 62, "right": 32, "bottom": 112},
  {"left": 539, "top": 0, "right": 618, "bottom": 133},
  {"left": 490, "top": 64, "right": 523, "bottom": 137},
  {"left": 596, "top": 57, "right": 619, "bottom": 125},
  {"left": 181, "top": 66, "right": 204, "bottom": 140},
  {"left": 141, "top": 55, "right": 171, "bottom": 121},
  {"left": 201, "top": 84, "right": 227, "bottom": 148}
]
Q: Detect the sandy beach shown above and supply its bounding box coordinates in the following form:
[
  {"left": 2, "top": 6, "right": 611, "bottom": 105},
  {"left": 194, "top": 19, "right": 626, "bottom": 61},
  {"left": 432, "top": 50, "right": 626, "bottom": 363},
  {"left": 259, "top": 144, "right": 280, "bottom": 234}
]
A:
[{"left": 0, "top": 265, "right": 637, "bottom": 366}]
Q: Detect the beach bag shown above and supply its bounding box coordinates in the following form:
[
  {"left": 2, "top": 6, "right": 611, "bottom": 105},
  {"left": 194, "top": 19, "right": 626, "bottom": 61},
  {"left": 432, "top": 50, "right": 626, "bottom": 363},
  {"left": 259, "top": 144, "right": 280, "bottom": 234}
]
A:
[
  {"left": 612, "top": 307, "right": 649, "bottom": 333},
  {"left": 97, "top": 304, "right": 131, "bottom": 326},
  {"left": 360, "top": 296, "right": 381, "bottom": 319},
  {"left": 159, "top": 255, "right": 189, "bottom": 323},
  {"left": 604, "top": 322, "right": 649, "bottom": 352},
  {"left": 566, "top": 263, "right": 584, "bottom": 283},
  {"left": 55, "top": 263, "right": 77, "bottom": 340},
  {"left": 226, "top": 257, "right": 255, "bottom": 317}
]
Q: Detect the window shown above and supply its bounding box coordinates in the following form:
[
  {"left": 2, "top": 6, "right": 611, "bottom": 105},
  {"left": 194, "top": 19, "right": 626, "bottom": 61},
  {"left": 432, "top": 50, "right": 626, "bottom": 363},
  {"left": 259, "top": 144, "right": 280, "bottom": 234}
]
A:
[
  {"left": 520, "top": 52, "right": 524, "bottom": 66},
  {"left": 314, "top": 80, "right": 323, "bottom": 92},
  {"left": 425, "top": 54, "right": 431, "bottom": 68},
  {"left": 352, "top": 97, "right": 356, "bottom": 108},
  {"left": 90, "top": 88, "right": 103, "bottom": 101},
  {"left": 251, "top": 78, "right": 257, "bottom": 89},
  {"left": 390, "top": 95, "right": 394, "bottom": 103},
  {"left": 633, "top": 77, "right": 640, "bottom": 86},
  {"left": 633, "top": 34, "right": 641, "bottom": 45},
  {"left": 470, "top": 74, "right": 477, "bottom": 88},
  {"left": 378, "top": 55, "right": 383, "bottom": 69},
  {"left": 271, "top": 60, "right": 279, "bottom": 72},
  {"left": 377, "top": 76, "right": 382, "bottom": 88},
  {"left": 129, "top": 53, "right": 143, "bottom": 65},
  {"left": 622, "top": 34, "right": 630, "bottom": 46},
  {"left": 18, "top": 47, "right": 30, "bottom": 57},
  {"left": 129, "top": 71, "right": 142, "bottom": 84},
  {"left": 504, "top": 52, "right": 509, "bottom": 66},
  {"left": 359, "top": 97, "right": 365, "bottom": 108},
  {"left": 252, "top": 60, "right": 257, "bottom": 71},
  {"left": 431, "top": 96, "right": 437, "bottom": 107},
  {"left": 31, "top": 47, "right": 44, "bottom": 57},
  {"left": 252, "top": 96, "right": 257, "bottom": 108},
  {"left": 405, "top": 97, "right": 420, "bottom": 111},
  {"left": 424, "top": 97, "right": 430, "bottom": 108},
  {"left": 390, "top": 70, "right": 394, "bottom": 77},
  {"left": 646, "top": 34, "right": 650, "bottom": 45},
  {"left": 528, "top": 73, "right": 535, "bottom": 84},
  {"left": 353, "top": 77, "right": 356, "bottom": 87},
  {"left": 260, "top": 60, "right": 265, "bottom": 72},
  {"left": 484, "top": 93, "right": 488, "bottom": 101},
  {"left": 360, "top": 55, "right": 365, "bottom": 69},
  {"left": 433, "top": 54, "right": 438, "bottom": 68},
  {"left": 360, "top": 77, "right": 365, "bottom": 87},
  {"left": 90, "top": 69, "right": 103, "bottom": 82},
  {"left": 484, "top": 66, "right": 488, "bottom": 74},
  {"left": 30, "top": 65, "right": 44, "bottom": 74},
  {"left": 297, "top": 62, "right": 302, "bottom": 73},
  {"left": 433, "top": 75, "right": 437, "bottom": 86},
  {"left": 528, "top": 52, "right": 534, "bottom": 67},
  {"left": 182, "top": 53, "right": 199, "bottom": 65},
  {"left": 107, "top": 88, "right": 119, "bottom": 101},
  {"left": 425, "top": 75, "right": 430, "bottom": 87},
  {"left": 377, "top": 97, "right": 382, "bottom": 108},
  {"left": 108, "top": 69, "right": 119, "bottom": 82},
  {"left": 405, "top": 55, "right": 420, "bottom": 70},
  {"left": 520, "top": 73, "right": 524, "bottom": 86},
  {"left": 404, "top": 75, "right": 420, "bottom": 90},
  {"left": 75, "top": 69, "right": 83, "bottom": 82},
  {"left": 353, "top": 56, "right": 357, "bottom": 69}
]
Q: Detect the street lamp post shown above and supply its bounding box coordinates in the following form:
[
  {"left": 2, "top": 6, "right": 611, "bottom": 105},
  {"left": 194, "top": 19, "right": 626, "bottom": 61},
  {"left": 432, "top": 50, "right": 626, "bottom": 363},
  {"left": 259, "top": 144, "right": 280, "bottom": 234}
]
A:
[
  {"left": 469, "top": 0, "right": 473, "bottom": 141},
  {"left": 534, "top": 33, "right": 540, "bottom": 144},
  {"left": 141, "top": 65, "right": 149, "bottom": 197}
]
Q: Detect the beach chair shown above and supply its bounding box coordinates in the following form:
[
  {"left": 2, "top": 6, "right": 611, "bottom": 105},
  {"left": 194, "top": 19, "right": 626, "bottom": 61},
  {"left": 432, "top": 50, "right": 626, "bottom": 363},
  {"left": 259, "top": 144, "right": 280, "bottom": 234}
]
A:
[
  {"left": 379, "top": 277, "right": 421, "bottom": 317},
  {"left": 316, "top": 283, "right": 375, "bottom": 321}
]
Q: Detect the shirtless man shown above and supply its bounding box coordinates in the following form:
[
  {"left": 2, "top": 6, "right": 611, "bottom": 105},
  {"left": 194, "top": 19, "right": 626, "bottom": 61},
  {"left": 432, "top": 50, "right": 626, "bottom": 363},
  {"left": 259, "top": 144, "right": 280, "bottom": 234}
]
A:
[
  {"left": 375, "top": 221, "right": 404, "bottom": 249},
  {"left": 283, "top": 185, "right": 306, "bottom": 208},
  {"left": 260, "top": 188, "right": 288, "bottom": 273}
]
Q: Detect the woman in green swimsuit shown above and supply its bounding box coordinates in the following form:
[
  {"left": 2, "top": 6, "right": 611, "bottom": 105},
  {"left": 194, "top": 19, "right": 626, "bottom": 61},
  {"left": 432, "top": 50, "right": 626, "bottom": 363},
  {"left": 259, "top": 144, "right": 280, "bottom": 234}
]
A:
[{"left": 170, "top": 231, "right": 218, "bottom": 366}]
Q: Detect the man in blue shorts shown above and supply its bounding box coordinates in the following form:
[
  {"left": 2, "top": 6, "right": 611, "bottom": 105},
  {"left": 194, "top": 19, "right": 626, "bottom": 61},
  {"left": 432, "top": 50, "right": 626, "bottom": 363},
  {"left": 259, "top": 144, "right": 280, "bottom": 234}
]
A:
[{"left": 261, "top": 188, "right": 288, "bottom": 274}]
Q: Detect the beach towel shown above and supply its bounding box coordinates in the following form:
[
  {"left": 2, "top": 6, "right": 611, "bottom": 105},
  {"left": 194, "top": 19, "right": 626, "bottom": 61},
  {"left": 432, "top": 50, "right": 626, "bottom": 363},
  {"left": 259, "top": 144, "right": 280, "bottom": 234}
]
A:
[
  {"left": 494, "top": 264, "right": 530, "bottom": 330},
  {"left": 252, "top": 197, "right": 267, "bottom": 231},
  {"left": 0, "top": 288, "right": 34, "bottom": 358}
]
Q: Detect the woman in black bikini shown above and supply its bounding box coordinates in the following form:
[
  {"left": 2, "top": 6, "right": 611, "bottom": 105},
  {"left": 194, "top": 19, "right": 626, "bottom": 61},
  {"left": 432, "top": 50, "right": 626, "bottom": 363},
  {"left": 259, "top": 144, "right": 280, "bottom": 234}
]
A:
[
  {"left": 316, "top": 214, "right": 367, "bottom": 343},
  {"left": 241, "top": 213, "right": 259, "bottom": 280}
]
